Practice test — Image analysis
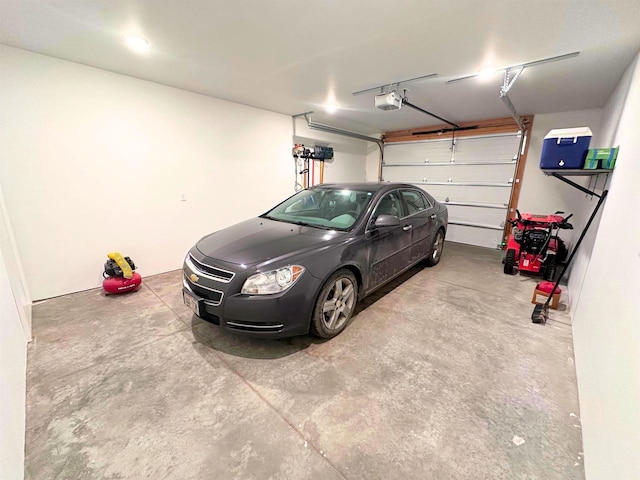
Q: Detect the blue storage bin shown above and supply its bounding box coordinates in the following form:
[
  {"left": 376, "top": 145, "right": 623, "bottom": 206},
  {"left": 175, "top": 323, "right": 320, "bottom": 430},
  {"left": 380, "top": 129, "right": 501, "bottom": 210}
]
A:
[{"left": 540, "top": 127, "right": 592, "bottom": 169}]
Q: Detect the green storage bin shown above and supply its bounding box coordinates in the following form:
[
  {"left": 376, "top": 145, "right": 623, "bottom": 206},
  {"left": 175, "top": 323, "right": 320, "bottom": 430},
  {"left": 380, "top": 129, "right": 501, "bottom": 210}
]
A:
[{"left": 584, "top": 147, "right": 619, "bottom": 170}]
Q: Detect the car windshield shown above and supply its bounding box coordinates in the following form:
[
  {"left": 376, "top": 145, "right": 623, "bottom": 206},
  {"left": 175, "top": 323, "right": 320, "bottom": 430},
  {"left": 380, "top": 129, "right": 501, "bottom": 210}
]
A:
[{"left": 262, "top": 188, "right": 374, "bottom": 230}]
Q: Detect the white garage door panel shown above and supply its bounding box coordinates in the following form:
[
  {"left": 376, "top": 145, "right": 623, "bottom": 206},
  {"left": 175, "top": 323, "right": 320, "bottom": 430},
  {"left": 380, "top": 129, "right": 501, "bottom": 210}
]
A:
[
  {"left": 445, "top": 204, "right": 507, "bottom": 226},
  {"left": 384, "top": 140, "right": 453, "bottom": 164},
  {"left": 384, "top": 134, "right": 520, "bottom": 165},
  {"left": 446, "top": 225, "right": 504, "bottom": 249},
  {"left": 382, "top": 133, "right": 521, "bottom": 249},
  {"left": 412, "top": 184, "right": 512, "bottom": 204},
  {"left": 383, "top": 163, "right": 515, "bottom": 183},
  {"left": 453, "top": 135, "right": 521, "bottom": 162}
]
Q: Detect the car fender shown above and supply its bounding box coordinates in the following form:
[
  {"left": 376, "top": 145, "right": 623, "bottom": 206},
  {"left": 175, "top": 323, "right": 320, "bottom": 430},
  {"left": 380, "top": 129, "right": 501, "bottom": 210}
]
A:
[{"left": 300, "top": 239, "right": 367, "bottom": 298}]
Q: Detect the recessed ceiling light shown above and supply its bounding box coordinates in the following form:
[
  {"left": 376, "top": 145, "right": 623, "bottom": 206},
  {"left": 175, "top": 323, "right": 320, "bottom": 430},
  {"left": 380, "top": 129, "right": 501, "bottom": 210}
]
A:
[
  {"left": 324, "top": 103, "right": 338, "bottom": 114},
  {"left": 125, "top": 36, "right": 150, "bottom": 54},
  {"left": 478, "top": 67, "right": 497, "bottom": 79}
]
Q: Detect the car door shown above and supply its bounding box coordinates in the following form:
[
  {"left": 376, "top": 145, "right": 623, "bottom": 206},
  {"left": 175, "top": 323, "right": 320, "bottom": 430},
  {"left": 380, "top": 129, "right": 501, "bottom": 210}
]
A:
[
  {"left": 400, "top": 189, "right": 434, "bottom": 263},
  {"left": 365, "top": 191, "right": 412, "bottom": 290}
]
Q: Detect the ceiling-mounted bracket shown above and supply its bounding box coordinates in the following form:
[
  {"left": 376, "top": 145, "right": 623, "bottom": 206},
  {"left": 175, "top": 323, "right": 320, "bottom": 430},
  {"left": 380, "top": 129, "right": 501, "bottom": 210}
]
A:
[
  {"left": 500, "top": 66, "right": 524, "bottom": 96},
  {"left": 380, "top": 83, "right": 399, "bottom": 94},
  {"left": 499, "top": 67, "right": 525, "bottom": 131},
  {"left": 352, "top": 73, "right": 437, "bottom": 96}
]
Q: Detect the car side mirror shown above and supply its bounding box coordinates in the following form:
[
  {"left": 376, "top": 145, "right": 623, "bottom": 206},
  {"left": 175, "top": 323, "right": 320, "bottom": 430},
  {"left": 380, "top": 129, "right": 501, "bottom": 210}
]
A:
[{"left": 374, "top": 214, "right": 400, "bottom": 228}]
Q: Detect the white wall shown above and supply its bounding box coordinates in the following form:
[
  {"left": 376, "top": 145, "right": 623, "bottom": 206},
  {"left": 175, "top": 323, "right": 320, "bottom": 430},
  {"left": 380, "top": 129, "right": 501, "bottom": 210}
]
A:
[
  {"left": 0, "top": 46, "right": 368, "bottom": 299},
  {"left": 568, "top": 62, "right": 636, "bottom": 312},
  {"left": 292, "top": 118, "right": 368, "bottom": 185},
  {"left": 518, "top": 108, "right": 603, "bottom": 249},
  {"left": 0, "top": 244, "right": 27, "bottom": 480},
  {"left": 571, "top": 53, "right": 640, "bottom": 480},
  {"left": 365, "top": 143, "right": 381, "bottom": 181}
]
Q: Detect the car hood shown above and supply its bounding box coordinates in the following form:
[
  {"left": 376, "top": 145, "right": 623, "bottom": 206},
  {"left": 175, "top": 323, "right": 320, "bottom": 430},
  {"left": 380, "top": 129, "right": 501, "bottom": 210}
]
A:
[{"left": 196, "top": 217, "right": 345, "bottom": 266}]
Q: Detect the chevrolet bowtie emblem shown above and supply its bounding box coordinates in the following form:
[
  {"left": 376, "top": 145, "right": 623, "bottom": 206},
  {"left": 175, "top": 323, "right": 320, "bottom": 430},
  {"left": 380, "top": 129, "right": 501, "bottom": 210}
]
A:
[{"left": 189, "top": 273, "right": 199, "bottom": 283}]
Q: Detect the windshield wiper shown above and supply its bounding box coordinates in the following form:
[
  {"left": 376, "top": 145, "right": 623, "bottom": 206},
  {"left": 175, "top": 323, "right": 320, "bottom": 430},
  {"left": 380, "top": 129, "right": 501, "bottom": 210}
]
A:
[
  {"left": 287, "top": 220, "right": 331, "bottom": 229},
  {"left": 262, "top": 215, "right": 347, "bottom": 231},
  {"left": 260, "top": 214, "right": 287, "bottom": 223}
]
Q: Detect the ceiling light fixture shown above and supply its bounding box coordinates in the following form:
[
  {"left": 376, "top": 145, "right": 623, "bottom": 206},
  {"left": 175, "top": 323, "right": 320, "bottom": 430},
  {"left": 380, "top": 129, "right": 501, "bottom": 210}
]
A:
[
  {"left": 477, "top": 67, "right": 497, "bottom": 79},
  {"left": 324, "top": 103, "right": 338, "bottom": 114},
  {"left": 125, "top": 36, "right": 150, "bottom": 54}
]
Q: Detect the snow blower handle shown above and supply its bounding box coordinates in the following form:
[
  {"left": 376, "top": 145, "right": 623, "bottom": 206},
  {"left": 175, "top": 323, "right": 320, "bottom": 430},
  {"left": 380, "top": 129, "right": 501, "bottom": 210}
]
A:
[
  {"left": 508, "top": 209, "right": 522, "bottom": 226},
  {"left": 558, "top": 213, "right": 574, "bottom": 230}
]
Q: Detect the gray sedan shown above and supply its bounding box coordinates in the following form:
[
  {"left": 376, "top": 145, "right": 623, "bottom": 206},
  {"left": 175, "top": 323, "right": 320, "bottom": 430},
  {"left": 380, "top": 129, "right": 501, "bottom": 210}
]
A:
[{"left": 183, "top": 182, "right": 448, "bottom": 339}]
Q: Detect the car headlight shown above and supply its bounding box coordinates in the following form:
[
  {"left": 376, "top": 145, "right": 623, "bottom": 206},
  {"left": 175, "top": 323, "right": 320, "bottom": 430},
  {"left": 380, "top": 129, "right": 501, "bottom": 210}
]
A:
[{"left": 241, "top": 265, "right": 305, "bottom": 295}]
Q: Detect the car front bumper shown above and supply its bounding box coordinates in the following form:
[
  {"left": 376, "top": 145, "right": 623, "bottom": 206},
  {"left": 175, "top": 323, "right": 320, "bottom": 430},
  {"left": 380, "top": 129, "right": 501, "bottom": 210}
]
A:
[{"left": 182, "top": 264, "right": 319, "bottom": 339}]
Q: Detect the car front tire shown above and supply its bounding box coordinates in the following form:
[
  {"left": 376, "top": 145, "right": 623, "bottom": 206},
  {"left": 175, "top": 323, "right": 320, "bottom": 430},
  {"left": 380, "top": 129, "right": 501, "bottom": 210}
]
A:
[{"left": 311, "top": 269, "right": 358, "bottom": 339}]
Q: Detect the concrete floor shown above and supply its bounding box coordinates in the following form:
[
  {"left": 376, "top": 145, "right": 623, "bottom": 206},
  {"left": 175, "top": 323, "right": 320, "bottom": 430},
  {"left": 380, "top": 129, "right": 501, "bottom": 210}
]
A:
[{"left": 25, "top": 242, "right": 584, "bottom": 479}]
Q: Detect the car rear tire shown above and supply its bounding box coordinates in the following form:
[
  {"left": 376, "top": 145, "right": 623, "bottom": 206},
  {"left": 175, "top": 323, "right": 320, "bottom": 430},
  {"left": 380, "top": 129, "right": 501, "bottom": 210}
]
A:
[
  {"left": 425, "top": 230, "right": 445, "bottom": 267},
  {"left": 311, "top": 269, "right": 358, "bottom": 339},
  {"left": 504, "top": 249, "right": 516, "bottom": 275}
]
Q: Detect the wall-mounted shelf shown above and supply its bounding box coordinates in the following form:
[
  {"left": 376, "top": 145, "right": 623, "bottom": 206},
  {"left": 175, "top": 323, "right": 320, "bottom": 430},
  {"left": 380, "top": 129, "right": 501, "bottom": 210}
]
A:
[
  {"left": 532, "top": 168, "right": 610, "bottom": 325},
  {"left": 542, "top": 168, "right": 612, "bottom": 177}
]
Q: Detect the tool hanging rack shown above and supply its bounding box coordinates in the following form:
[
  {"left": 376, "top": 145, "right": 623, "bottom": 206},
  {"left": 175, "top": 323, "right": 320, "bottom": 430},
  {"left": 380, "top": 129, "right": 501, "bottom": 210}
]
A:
[{"left": 292, "top": 143, "right": 335, "bottom": 189}]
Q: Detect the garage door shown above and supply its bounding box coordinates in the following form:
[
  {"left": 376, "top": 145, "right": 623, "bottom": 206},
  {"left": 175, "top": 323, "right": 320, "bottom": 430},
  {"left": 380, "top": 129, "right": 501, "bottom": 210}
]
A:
[{"left": 382, "top": 133, "right": 521, "bottom": 248}]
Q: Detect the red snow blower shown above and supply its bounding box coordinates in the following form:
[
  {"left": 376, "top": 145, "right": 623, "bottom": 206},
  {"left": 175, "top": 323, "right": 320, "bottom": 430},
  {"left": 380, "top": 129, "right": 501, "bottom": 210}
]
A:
[
  {"left": 102, "top": 252, "right": 142, "bottom": 294},
  {"left": 503, "top": 210, "right": 572, "bottom": 281}
]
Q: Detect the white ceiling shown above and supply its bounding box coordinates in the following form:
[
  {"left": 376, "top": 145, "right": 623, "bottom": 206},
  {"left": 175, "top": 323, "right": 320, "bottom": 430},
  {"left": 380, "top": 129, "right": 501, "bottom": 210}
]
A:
[{"left": 2, "top": 0, "right": 640, "bottom": 134}]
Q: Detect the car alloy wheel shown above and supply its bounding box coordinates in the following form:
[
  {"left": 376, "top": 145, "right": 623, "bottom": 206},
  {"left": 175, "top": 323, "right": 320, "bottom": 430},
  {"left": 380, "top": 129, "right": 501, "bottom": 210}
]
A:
[
  {"left": 311, "top": 270, "right": 358, "bottom": 338},
  {"left": 426, "top": 230, "right": 444, "bottom": 266}
]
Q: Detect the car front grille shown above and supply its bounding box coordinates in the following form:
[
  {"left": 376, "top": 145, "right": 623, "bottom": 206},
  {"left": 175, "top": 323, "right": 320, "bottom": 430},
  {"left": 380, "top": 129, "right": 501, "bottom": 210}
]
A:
[
  {"left": 187, "top": 254, "right": 235, "bottom": 283},
  {"left": 183, "top": 275, "right": 224, "bottom": 305}
]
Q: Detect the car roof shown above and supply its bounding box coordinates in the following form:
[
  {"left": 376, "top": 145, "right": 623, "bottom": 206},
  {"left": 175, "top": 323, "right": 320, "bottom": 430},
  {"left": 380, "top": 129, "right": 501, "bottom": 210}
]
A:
[{"left": 312, "top": 182, "right": 419, "bottom": 193}]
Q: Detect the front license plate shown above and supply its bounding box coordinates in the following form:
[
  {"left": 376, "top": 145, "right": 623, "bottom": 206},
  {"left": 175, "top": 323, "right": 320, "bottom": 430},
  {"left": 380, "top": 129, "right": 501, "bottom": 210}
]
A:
[{"left": 183, "top": 291, "right": 200, "bottom": 316}]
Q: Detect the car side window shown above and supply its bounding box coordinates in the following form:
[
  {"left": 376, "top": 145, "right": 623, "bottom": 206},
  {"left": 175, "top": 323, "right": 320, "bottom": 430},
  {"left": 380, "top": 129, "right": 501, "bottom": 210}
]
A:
[
  {"left": 401, "top": 190, "right": 427, "bottom": 215},
  {"left": 373, "top": 192, "right": 403, "bottom": 219},
  {"left": 421, "top": 191, "right": 433, "bottom": 209}
]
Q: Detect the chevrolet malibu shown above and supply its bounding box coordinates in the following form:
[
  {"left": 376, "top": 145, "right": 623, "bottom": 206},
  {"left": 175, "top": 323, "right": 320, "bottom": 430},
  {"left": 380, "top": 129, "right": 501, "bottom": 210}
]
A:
[{"left": 183, "top": 182, "right": 448, "bottom": 339}]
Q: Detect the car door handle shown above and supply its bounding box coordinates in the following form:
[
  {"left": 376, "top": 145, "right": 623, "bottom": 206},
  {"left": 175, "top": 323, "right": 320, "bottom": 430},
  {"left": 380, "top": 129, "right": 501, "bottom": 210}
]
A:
[
  {"left": 430, "top": 214, "right": 437, "bottom": 219},
  {"left": 403, "top": 225, "right": 413, "bottom": 231}
]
